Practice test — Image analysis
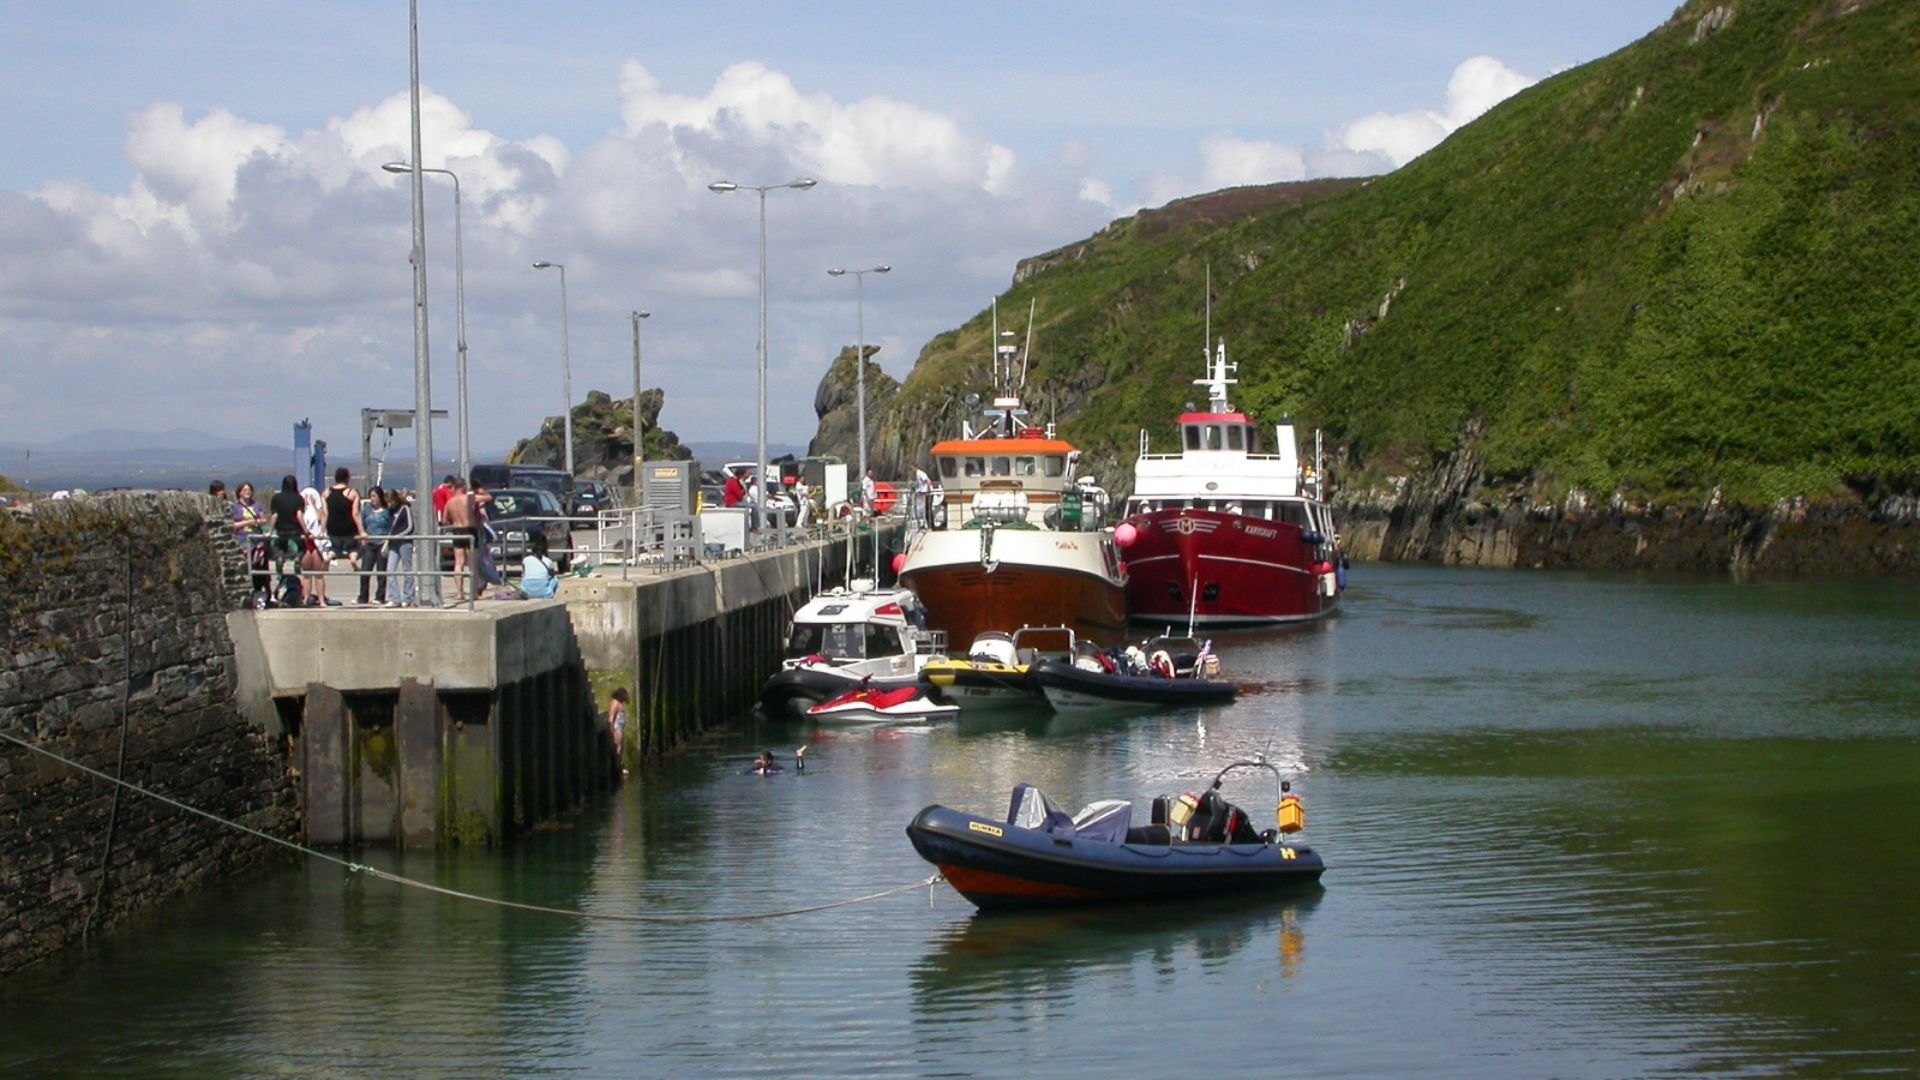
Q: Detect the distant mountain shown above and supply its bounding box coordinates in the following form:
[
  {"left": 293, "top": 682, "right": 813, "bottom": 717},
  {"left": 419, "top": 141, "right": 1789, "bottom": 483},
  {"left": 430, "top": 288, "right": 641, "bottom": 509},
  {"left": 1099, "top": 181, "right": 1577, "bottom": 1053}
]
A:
[{"left": 684, "top": 440, "right": 808, "bottom": 466}]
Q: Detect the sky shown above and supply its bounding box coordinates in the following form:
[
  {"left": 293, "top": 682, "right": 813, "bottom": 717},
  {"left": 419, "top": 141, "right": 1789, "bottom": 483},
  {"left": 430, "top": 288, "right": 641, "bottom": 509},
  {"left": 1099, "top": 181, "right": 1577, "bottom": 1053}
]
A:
[{"left": 0, "top": 0, "right": 1680, "bottom": 460}]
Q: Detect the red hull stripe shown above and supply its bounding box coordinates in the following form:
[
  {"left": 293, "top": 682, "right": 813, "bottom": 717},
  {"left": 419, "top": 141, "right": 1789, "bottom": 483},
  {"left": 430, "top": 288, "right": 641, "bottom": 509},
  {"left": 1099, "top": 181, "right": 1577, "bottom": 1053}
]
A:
[{"left": 939, "top": 864, "right": 1108, "bottom": 901}]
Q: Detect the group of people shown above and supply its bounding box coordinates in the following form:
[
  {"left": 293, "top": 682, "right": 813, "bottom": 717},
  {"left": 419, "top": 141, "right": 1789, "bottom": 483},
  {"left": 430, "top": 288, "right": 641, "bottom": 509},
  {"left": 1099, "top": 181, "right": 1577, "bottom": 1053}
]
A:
[
  {"left": 215, "top": 468, "right": 562, "bottom": 607},
  {"left": 220, "top": 470, "right": 420, "bottom": 608}
]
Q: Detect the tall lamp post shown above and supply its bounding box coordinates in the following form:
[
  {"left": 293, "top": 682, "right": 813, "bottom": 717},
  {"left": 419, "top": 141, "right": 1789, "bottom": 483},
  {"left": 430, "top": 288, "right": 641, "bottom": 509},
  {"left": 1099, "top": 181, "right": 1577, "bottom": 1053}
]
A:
[
  {"left": 383, "top": 161, "right": 468, "bottom": 482},
  {"left": 404, "top": 0, "right": 438, "bottom": 604},
  {"left": 630, "top": 309, "right": 650, "bottom": 500},
  {"left": 531, "top": 261, "right": 573, "bottom": 478},
  {"left": 707, "top": 177, "right": 817, "bottom": 531},
  {"left": 827, "top": 264, "right": 890, "bottom": 488}
]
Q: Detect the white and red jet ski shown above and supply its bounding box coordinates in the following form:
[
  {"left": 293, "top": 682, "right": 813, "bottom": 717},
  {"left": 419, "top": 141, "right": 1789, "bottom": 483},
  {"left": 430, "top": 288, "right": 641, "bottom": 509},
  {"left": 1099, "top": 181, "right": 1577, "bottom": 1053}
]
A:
[{"left": 806, "top": 680, "right": 960, "bottom": 724}]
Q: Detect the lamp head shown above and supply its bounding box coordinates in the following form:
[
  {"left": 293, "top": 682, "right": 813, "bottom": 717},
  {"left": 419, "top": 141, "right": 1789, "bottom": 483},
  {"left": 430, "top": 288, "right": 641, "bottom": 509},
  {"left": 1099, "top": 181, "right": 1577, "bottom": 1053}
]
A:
[
  {"left": 381, "top": 161, "right": 414, "bottom": 174},
  {"left": 789, "top": 178, "right": 818, "bottom": 190},
  {"left": 533, "top": 261, "right": 554, "bottom": 269},
  {"left": 874, "top": 265, "right": 892, "bottom": 274},
  {"left": 827, "top": 268, "right": 846, "bottom": 277},
  {"left": 708, "top": 180, "right": 738, "bottom": 193},
  {"left": 632, "top": 310, "right": 651, "bottom": 320}
]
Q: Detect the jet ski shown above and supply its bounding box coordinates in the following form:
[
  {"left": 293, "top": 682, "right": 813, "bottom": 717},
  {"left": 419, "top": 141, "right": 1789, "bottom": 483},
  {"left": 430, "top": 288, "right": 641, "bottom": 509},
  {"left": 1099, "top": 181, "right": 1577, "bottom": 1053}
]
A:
[{"left": 807, "top": 680, "right": 960, "bottom": 724}]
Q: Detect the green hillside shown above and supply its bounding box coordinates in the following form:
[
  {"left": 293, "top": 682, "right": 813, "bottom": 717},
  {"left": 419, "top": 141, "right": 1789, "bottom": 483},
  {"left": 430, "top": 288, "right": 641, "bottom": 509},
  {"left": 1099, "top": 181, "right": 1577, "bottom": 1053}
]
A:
[{"left": 875, "top": 0, "right": 1920, "bottom": 509}]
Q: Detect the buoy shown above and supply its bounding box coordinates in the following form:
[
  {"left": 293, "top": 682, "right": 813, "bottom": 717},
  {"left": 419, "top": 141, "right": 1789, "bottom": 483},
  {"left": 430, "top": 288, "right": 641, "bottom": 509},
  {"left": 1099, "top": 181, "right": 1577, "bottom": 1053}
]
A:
[
  {"left": 891, "top": 553, "right": 907, "bottom": 575},
  {"left": 1114, "top": 522, "right": 1138, "bottom": 548}
]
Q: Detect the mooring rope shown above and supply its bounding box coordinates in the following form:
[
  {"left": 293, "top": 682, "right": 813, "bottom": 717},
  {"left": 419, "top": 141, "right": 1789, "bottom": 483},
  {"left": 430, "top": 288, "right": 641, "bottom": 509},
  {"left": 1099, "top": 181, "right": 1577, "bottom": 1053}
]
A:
[{"left": 0, "top": 728, "right": 942, "bottom": 923}]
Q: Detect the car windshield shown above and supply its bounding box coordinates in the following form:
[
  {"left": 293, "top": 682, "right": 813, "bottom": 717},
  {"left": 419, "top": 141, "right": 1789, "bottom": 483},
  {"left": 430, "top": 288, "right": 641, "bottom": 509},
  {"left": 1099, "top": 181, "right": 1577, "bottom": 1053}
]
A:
[{"left": 490, "top": 492, "right": 542, "bottom": 519}]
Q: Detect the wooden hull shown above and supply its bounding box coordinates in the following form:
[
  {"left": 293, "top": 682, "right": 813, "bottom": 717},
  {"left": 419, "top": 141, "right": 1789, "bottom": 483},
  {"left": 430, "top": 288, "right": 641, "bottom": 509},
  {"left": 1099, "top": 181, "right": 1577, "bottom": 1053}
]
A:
[
  {"left": 1123, "top": 508, "right": 1339, "bottom": 625},
  {"left": 901, "top": 529, "right": 1128, "bottom": 647}
]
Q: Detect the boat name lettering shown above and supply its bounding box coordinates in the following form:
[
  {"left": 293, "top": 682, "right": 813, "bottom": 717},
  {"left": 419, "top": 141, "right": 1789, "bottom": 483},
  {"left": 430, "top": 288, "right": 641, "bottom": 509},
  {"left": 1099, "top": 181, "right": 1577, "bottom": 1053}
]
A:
[
  {"left": 1055, "top": 540, "right": 1079, "bottom": 551},
  {"left": 1281, "top": 847, "right": 1297, "bottom": 860},
  {"left": 1245, "top": 525, "right": 1278, "bottom": 539},
  {"left": 969, "top": 822, "right": 1004, "bottom": 838}
]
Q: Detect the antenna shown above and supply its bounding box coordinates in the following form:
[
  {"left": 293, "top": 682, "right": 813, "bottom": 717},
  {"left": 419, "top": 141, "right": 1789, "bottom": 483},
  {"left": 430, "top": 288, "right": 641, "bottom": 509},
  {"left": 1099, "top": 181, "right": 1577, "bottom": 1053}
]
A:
[
  {"left": 1204, "top": 263, "right": 1212, "bottom": 364},
  {"left": 1020, "top": 299, "right": 1036, "bottom": 388},
  {"left": 990, "top": 298, "right": 1000, "bottom": 388}
]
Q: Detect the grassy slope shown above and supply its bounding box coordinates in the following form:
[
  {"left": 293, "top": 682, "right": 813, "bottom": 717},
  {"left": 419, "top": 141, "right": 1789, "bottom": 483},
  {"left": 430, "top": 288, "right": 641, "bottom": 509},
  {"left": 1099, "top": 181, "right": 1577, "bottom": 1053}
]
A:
[{"left": 886, "top": 0, "right": 1920, "bottom": 507}]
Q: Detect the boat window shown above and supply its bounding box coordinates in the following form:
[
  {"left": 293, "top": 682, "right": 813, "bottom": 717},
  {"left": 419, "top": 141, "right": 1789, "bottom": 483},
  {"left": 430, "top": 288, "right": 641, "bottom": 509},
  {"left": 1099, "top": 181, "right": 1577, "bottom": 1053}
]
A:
[
  {"left": 1243, "top": 500, "right": 1266, "bottom": 519},
  {"left": 990, "top": 456, "right": 1011, "bottom": 477},
  {"left": 865, "top": 624, "right": 901, "bottom": 659},
  {"left": 1277, "top": 501, "right": 1311, "bottom": 528},
  {"left": 1227, "top": 425, "right": 1245, "bottom": 451},
  {"left": 784, "top": 622, "right": 867, "bottom": 660},
  {"left": 938, "top": 457, "right": 958, "bottom": 479},
  {"left": 1248, "top": 427, "right": 1263, "bottom": 454},
  {"left": 964, "top": 457, "right": 984, "bottom": 478},
  {"left": 1014, "top": 456, "right": 1037, "bottom": 476},
  {"left": 1184, "top": 425, "right": 1201, "bottom": 450},
  {"left": 1043, "top": 455, "right": 1065, "bottom": 477}
]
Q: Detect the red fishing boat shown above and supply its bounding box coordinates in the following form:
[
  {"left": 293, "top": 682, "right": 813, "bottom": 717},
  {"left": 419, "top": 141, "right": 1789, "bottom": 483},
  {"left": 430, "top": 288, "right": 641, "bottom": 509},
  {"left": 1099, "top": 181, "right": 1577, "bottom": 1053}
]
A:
[{"left": 1116, "top": 340, "right": 1344, "bottom": 626}]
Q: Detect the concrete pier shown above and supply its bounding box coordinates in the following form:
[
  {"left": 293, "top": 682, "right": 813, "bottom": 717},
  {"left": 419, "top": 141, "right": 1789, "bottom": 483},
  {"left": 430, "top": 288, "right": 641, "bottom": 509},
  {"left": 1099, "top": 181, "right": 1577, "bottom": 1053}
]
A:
[
  {"left": 233, "top": 524, "right": 898, "bottom": 847},
  {"left": 235, "top": 601, "right": 608, "bottom": 848}
]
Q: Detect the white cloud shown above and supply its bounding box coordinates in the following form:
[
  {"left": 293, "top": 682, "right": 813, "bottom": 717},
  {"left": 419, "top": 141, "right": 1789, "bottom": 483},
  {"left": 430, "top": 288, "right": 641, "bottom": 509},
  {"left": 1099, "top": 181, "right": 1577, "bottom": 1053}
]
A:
[
  {"left": 1335, "top": 55, "right": 1535, "bottom": 168},
  {"left": 0, "top": 61, "right": 1111, "bottom": 452},
  {"left": 1198, "top": 135, "right": 1308, "bottom": 188},
  {"left": 616, "top": 60, "right": 1018, "bottom": 194}
]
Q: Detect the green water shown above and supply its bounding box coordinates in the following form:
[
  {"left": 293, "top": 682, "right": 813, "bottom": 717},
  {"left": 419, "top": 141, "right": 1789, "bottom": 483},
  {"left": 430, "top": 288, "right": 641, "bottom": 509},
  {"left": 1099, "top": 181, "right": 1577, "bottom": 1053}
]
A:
[{"left": 4, "top": 564, "right": 1918, "bottom": 1077}]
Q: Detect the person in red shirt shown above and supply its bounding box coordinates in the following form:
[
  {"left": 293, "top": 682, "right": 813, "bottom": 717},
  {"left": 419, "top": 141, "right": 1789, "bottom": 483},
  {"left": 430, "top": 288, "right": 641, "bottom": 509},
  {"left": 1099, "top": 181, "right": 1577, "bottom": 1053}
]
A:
[
  {"left": 432, "top": 475, "right": 457, "bottom": 524},
  {"left": 723, "top": 469, "right": 746, "bottom": 508}
]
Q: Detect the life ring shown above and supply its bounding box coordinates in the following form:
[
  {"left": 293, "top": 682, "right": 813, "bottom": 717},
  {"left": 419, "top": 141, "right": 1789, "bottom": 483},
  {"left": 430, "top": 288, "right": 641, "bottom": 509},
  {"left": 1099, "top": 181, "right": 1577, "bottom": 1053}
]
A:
[
  {"left": 1150, "top": 650, "right": 1175, "bottom": 678},
  {"left": 873, "top": 482, "right": 899, "bottom": 514}
]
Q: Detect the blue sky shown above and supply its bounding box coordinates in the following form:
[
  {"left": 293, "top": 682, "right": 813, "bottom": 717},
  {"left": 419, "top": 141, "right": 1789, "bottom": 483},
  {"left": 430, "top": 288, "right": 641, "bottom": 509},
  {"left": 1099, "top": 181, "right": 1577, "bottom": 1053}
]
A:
[{"left": 0, "top": 0, "right": 1679, "bottom": 458}]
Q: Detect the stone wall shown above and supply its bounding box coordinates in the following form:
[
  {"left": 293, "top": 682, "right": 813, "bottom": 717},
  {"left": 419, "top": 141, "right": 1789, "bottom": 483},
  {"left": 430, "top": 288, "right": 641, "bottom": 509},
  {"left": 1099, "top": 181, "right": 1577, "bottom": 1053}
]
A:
[{"left": 0, "top": 494, "right": 298, "bottom": 976}]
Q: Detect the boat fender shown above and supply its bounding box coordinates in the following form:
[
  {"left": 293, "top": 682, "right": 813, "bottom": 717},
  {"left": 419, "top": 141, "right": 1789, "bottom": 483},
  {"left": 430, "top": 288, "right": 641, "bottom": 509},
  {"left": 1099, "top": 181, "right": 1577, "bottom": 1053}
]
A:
[
  {"left": 1123, "top": 645, "right": 1148, "bottom": 673},
  {"left": 1150, "top": 650, "right": 1175, "bottom": 679}
]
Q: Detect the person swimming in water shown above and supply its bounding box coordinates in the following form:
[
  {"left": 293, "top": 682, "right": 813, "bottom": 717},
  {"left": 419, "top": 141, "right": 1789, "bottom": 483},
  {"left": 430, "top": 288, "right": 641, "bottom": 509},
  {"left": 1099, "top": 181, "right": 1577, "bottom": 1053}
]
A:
[{"left": 752, "top": 750, "right": 781, "bottom": 775}]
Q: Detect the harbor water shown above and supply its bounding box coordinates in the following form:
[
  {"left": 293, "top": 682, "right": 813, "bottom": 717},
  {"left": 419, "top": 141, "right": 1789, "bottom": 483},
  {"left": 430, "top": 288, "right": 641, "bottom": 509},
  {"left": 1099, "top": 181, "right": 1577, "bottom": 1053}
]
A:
[{"left": 4, "top": 564, "right": 1918, "bottom": 1077}]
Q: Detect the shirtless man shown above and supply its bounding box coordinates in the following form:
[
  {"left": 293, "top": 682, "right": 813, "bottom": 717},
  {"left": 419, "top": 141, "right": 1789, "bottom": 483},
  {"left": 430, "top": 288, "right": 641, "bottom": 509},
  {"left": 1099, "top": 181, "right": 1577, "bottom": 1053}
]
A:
[{"left": 443, "top": 478, "right": 475, "bottom": 601}]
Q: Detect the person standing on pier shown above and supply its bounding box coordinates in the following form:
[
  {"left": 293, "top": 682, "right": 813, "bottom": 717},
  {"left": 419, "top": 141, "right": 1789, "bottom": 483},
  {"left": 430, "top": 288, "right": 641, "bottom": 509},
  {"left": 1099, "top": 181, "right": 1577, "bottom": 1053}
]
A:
[
  {"left": 233, "top": 482, "right": 268, "bottom": 593},
  {"left": 443, "top": 478, "right": 477, "bottom": 603},
  {"left": 862, "top": 469, "right": 877, "bottom": 515},
  {"left": 298, "top": 487, "right": 335, "bottom": 606},
  {"left": 724, "top": 468, "right": 746, "bottom": 508},
  {"left": 268, "top": 476, "right": 304, "bottom": 604},
  {"left": 385, "top": 488, "right": 416, "bottom": 607},
  {"left": 359, "top": 485, "right": 390, "bottom": 605},
  {"left": 324, "top": 468, "right": 364, "bottom": 602},
  {"left": 793, "top": 476, "right": 811, "bottom": 528},
  {"left": 433, "top": 474, "right": 456, "bottom": 526}
]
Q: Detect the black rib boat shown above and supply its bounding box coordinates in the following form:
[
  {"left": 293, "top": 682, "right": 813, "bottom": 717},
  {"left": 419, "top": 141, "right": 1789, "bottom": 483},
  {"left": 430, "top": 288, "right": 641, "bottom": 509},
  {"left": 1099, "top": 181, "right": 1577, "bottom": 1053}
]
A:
[
  {"left": 1030, "top": 658, "right": 1237, "bottom": 711},
  {"left": 907, "top": 761, "right": 1324, "bottom": 909}
]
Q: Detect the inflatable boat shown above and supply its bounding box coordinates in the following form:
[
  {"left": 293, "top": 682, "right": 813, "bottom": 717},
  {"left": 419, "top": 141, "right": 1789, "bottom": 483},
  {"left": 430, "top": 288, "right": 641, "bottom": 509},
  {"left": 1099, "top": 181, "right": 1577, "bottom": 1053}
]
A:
[
  {"left": 907, "top": 761, "right": 1323, "bottom": 908},
  {"left": 1030, "top": 637, "right": 1235, "bottom": 711}
]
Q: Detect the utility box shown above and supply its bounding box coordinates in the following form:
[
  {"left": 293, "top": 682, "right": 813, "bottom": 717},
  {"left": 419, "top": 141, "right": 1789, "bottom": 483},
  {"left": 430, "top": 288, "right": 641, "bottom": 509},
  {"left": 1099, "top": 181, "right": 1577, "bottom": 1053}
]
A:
[
  {"left": 817, "top": 462, "right": 849, "bottom": 510},
  {"left": 699, "top": 508, "right": 750, "bottom": 554},
  {"left": 640, "top": 461, "right": 697, "bottom": 513}
]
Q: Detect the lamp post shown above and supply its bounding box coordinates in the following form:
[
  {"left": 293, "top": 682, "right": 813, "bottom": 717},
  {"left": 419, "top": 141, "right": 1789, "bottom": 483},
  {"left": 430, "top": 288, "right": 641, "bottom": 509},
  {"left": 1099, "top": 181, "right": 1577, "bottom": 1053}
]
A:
[
  {"left": 827, "top": 264, "right": 890, "bottom": 488},
  {"left": 383, "top": 161, "right": 468, "bottom": 482},
  {"left": 630, "top": 310, "right": 650, "bottom": 499},
  {"left": 531, "top": 261, "right": 573, "bottom": 478},
  {"left": 404, "top": 0, "right": 438, "bottom": 604},
  {"left": 708, "top": 177, "right": 817, "bottom": 531}
]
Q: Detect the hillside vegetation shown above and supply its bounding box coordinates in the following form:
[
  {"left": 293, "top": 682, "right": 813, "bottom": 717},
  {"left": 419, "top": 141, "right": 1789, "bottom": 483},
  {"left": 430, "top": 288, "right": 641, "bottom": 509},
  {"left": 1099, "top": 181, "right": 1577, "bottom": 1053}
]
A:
[{"left": 867, "top": 0, "right": 1920, "bottom": 510}]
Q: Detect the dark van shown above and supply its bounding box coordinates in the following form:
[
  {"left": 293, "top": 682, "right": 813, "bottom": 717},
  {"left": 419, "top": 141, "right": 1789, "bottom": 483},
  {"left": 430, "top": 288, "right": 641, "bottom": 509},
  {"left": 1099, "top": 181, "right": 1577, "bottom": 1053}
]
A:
[{"left": 468, "top": 464, "right": 573, "bottom": 511}]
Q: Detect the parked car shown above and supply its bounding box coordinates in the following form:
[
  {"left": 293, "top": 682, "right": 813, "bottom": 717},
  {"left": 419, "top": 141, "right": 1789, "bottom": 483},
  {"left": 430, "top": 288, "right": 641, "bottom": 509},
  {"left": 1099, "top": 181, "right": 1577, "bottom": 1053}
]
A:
[
  {"left": 572, "top": 480, "right": 620, "bottom": 520},
  {"left": 441, "top": 487, "right": 571, "bottom": 574},
  {"left": 468, "top": 463, "right": 573, "bottom": 513}
]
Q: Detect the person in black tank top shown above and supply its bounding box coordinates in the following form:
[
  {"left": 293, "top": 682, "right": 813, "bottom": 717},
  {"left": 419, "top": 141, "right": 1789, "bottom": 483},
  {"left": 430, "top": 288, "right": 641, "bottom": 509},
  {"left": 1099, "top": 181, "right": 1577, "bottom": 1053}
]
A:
[{"left": 325, "top": 467, "right": 363, "bottom": 568}]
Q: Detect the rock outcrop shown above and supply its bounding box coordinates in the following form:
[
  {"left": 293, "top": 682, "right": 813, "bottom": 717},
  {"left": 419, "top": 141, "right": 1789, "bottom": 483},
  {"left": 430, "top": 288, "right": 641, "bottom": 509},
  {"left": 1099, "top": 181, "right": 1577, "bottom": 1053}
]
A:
[{"left": 508, "top": 389, "right": 693, "bottom": 485}]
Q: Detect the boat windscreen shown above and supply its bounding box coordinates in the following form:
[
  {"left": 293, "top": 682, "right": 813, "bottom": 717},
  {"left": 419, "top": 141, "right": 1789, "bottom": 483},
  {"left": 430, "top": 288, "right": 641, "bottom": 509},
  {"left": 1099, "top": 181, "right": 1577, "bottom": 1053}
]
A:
[
  {"left": 1006, "top": 783, "right": 1075, "bottom": 835},
  {"left": 785, "top": 622, "right": 870, "bottom": 660}
]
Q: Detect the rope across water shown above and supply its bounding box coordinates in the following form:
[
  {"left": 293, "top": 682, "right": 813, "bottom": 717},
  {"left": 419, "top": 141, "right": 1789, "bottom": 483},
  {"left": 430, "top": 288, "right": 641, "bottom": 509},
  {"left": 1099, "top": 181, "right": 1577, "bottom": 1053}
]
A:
[{"left": 0, "top": 728, "right": 942, "bottom": 923}]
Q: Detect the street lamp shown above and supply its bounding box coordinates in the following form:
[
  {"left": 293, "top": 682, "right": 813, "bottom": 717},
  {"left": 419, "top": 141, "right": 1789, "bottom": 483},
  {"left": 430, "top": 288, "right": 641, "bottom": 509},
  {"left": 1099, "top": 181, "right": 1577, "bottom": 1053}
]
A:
[
  {"left": 827, "top": 264, "right": 890, "bottom": 488},
  {"left": 403, "top": 0, "right": 438, "bottom": 604},
  {"left": 383, "top": 160, "right": 468, "bottom": 482},
  {"left": 630, "top": 310, "right": 650, "bottom": 497},
  {"left": 708, "top": 176, "right": 817, "bottom": 531},
  {"left": 531, "top": 261, "right": 573, "bottom": 478}
]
